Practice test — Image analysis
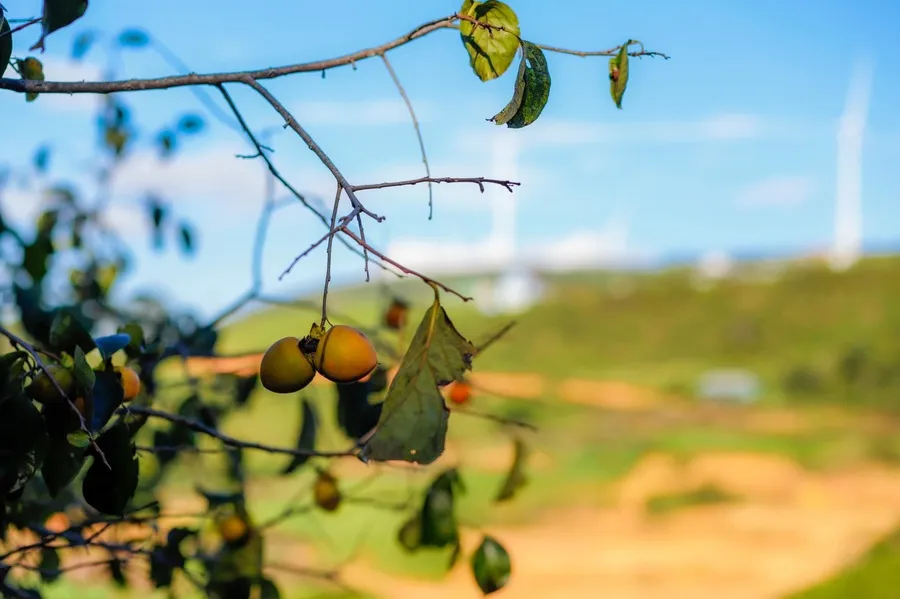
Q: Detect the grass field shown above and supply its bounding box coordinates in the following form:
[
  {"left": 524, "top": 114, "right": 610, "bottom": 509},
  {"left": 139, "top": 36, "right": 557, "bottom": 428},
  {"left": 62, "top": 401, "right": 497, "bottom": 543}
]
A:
[{"left": 14, "top": 255, "right": 900, "bottom": 598}]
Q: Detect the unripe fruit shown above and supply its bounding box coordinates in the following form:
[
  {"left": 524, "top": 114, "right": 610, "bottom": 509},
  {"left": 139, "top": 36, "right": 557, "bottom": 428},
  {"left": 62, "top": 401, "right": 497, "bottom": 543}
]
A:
[
  {"left": 313, "top": 470, "right": 342, "bottom": 512},
  {"left": 259, "top": 336, "right": 316, "bottom": 393},
  {"left": 217, "top": 514, "right": 249, "bottom": 544},
  {"left": 447, "top": 380, "right": 472, "bottom": 405},
  {"left": 28, "top": 365, "right": 76, "bottom": 404},
  {"left": 115, "top": 366, "right": 141, "bottom": 401},
  {"left": 384, "top": 298, "right": 409, "bottom": 330},
  {"left": 314, "top": 325, "right": 377, "bottom": 384}
]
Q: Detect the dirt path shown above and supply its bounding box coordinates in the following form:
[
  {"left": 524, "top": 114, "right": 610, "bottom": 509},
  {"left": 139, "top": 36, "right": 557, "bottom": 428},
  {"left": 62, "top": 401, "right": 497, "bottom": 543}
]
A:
[{"left": 323, "top": 453, "right": 900, "bottom": 599}]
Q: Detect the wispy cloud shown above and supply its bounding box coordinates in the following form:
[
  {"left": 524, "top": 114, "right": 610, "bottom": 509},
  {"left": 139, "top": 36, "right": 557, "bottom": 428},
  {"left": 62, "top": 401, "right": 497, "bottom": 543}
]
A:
[
  {"left": 735, "top": 175, "right": 816, "bottom": 208},
  {"left": 453, "top": 113, "right": 770, "bottom": 152},
  {"left": 292, "top": 99, "right": 434, "bottom": 126},
  {"left": 381, "top": 220, "right": 649, "bottom": 276}
]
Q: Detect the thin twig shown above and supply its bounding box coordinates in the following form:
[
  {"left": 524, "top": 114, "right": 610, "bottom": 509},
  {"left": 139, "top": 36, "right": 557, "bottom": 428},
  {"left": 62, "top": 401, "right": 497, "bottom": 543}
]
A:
[
  {"left": 321, "top": 183, "right": 343, "bottom": 326},
  {"left": 379, "top": 53, "right": 434, "bottom": 219},
  {"left": 118, "top": 405, "right": 357, "bottom": 459},
  {"left": 0, "top": 17, "right": 40, "bottom": 39},
  {"left": 353, "top": 176, "right": 520, "bottom": 193},
  {"left": 338, "top": 226, "right": 471, "bottom": 301}
]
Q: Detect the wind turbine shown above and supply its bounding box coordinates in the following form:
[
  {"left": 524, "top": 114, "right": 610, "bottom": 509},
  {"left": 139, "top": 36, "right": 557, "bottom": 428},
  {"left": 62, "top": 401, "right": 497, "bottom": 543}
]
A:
[{"left": 830, "top": 57, "right": 874, "bottom": 271}]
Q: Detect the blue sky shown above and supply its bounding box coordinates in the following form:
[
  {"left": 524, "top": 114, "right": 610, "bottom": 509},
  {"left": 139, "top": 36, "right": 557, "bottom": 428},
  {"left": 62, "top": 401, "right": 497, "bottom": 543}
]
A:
[{"left": 2, "top": 0, "right": 899, "bottom": 320}]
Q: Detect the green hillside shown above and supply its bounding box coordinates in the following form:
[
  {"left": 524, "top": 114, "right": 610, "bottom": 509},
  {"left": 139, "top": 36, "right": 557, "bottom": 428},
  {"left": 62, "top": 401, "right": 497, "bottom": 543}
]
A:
[{"left": 220, "top": 255, "right": 900, "bottom": 408}]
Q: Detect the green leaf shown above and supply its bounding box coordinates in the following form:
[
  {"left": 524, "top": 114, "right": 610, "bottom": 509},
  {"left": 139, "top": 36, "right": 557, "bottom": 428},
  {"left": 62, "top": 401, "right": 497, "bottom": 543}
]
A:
[
  {"left": 281, "top": 399, "right": 317, "bottom": 475},
  {"left": 397, "top": 512, "right": 422, "bottom": 552},
  {"left": 66, "top": 430, "right": 90, "bottom": 448},
  {"left": 71, "top": 345, "right": 96, "bottom": 402},
  {"left": 107, "top": 557, "right": 127, "bottom": 587},
  {"left": 495, "top": 435, "right": 529, "bottom": 502},
  {"left": 458, "top": 0, "right": 520, "bottom": 82},
  {"left": 18, "top": 56, "right": 44, "bottom": 102},
  {"left": 420, "top": 468, "right": 463, "bottom": 549},
  {"left": 0, "top": 17, "right": 12, "bottom": 80},
  {"left": 233, "top": 373, "right": 258, "bottom": 407},
  {"left": 39, "top": 546, "right": 60, "bottom": 583},
  {"left": 117, "top": 28, "right": 148, "bottom": 48},
  {"left": 48, "top": 309, "right": 96, "bottom": 356},
  {"left": 492, "top": 41, "right": 551, "bottom": 128},
  {"left": 359, "top": 297, "right": 475, "bottom": 464},
  {"left": 89, "top": 368, "right": 124, "bottom": 432},
  {"left": 0, "top": 392, "right": 49, "bottom": 497},
  {"left": 259, "top": 578, "right": 281, "bottom": 599},
  {"left": 71, "top": 30, "right": 95, "bottom": 60},
  {"left": 116, "top": 323, "right": 145, "bottom": 358},
  {"left": 609, "top": 41, "right": 630, "bottom": 109},
  {"left": 30, "top": 0, "right": 89, "bottom": 52},
  {"left": 177, "top": 221, "right": 195, "bottom": 257},
  {"left": 177, "top": 114, "right": 204, "bottom": 134},
  {"left": 335, "top": 378, "right": 383, "bottom": 441},
  {"left": 81, "top": 420, "right": 139, "bottom": 515},
  {"left": 22, "top": 236, "right": 54, "bottom": 283},
  {"left": 157, "top": 130, "right": 176, "bottom": 159},
  {"left": 41, "top": 436, "right": 86, "bottom": 497},
  {"left": 471, "top": 535, "right": 511, "bottom": 595},
  {"left": 33, "top": 145, "right": 50, "bottom": 173}
]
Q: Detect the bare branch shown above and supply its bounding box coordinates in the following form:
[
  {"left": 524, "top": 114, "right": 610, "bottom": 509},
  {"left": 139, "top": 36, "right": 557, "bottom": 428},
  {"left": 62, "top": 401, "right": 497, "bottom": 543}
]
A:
[
  {"left": 0, "top": 15, "right": 462, "bottom": 94},
  {"left": 118, "top": 405, "right": 358, "bottom": 459},
  {"left": 353, "top": 176, "right": 520, "bottom": 193},
  {"left": 338, "top": 226, "right": 471, "bottom": 301}
]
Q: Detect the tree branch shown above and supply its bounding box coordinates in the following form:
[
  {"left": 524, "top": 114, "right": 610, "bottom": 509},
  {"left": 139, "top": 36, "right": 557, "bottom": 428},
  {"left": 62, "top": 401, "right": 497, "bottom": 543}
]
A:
[{"left": 118, "top": 405, "right": 358, "bottom": 459}]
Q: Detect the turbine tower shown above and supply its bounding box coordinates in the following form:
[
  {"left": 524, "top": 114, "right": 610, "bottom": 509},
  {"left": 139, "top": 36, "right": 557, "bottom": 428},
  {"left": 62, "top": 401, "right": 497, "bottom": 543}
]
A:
[{"left": 830, "top": 57, "right": 874, "bottom": 271}]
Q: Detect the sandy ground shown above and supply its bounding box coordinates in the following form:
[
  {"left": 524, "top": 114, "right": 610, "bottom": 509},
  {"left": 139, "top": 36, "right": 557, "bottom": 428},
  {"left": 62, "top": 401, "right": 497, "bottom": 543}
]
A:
[{"left": 333, "top": 453, "right": 900, "bottom": 599}]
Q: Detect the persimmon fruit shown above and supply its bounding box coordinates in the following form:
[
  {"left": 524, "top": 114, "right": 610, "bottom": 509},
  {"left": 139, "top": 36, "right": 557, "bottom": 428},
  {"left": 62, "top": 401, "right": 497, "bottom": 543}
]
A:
[
  {"left": 313, "top": 469, "right": 342, "bottom": 512},
  {"left": 384, "top": 298, "right": 409, "bottom": 330},
  {"left": 447, "top": 379, "right": 472, "bottom": 405},
  {"left": 259, "top": 336, "right": 316, "bottom": 393},
  {"left": 216, "top": 513, "right": 250, "bottom": 544},
  {"left": 115, "top": 365, "right": 141, "bottom": 401},
  {"left": 314, "top": 325, "right": 377, "bottom": 384},
  {"left": 28, "top": 365, "right": 76, "bottom": 404}
]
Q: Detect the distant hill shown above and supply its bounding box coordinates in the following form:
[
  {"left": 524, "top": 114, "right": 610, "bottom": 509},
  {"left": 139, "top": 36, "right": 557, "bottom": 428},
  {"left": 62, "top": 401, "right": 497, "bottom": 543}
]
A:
[{"left": 218, "top": 254, "right": 900, "bottom": 408}]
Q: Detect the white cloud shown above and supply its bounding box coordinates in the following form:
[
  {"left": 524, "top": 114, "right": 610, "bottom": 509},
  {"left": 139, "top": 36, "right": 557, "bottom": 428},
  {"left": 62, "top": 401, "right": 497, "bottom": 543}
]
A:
[
  {"left": 106, "top": 145, "right": 335, "bottom": 220},
  {"left": 736, "top": 176, "right": 816, "bottom": 208},
  {"left": 33, "top": 57, "right": 105, "bottom": 112},
  {"left": 292, "top": 99, "right": 434, "bottom": 126},
  {"left": 453, "top": 113, "right": 767, "bottom": 152},
  {"left": 380, "top": 220, "right": 652, "bottom": 277}
]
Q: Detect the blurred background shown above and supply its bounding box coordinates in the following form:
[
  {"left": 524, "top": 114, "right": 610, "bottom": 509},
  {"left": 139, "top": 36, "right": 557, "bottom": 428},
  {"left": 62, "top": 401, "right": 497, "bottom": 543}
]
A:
[{"left": 3, "top": 0, "right": 900, "bottom": 597}]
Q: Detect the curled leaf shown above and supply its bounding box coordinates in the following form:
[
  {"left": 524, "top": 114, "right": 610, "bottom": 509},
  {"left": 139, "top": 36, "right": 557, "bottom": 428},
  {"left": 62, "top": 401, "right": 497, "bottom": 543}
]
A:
[
  {"left": 495, "top": 435, "right": 529, "bottom": 502},
  {"left": 459, "top": 0, "right": 520, "bottom": 82},
  {"left": 609, "top": 41, "right": 630, "bottom": 109},
  {"left": 491, "top": 41, "right": 551, "bottom": 128}
]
